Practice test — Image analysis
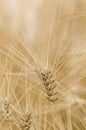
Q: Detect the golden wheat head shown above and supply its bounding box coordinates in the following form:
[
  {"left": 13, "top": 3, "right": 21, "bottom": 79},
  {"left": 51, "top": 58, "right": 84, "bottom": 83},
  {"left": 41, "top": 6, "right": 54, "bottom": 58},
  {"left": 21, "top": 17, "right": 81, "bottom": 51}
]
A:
[
  {"left": 19, "top": 112, "right": 32, "bottom": 130},
  {"left": 37, "top": 69, "right": 58, "bottom": 103},
  {"left": 1, "top": 97, "right": 11, "bottom": 121}
]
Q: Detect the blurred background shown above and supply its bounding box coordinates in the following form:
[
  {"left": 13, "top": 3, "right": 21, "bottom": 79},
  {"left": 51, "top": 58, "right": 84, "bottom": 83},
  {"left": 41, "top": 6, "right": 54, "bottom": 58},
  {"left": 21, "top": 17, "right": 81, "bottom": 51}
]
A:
[
  {"left": 0, "top": 0, "right": 86, "bottom": 74},
  {"left": 0, "top": 0, "right": 86, "bottom": 45}
]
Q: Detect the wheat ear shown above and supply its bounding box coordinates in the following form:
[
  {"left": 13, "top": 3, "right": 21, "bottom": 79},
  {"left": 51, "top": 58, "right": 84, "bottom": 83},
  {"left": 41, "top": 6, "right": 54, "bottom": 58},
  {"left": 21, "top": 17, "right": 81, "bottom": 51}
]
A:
[
  {"left": 19, "top": 112, "right": 32, "bottom": 130},
  {"left": 1, "top": 97, "right": 11, "bottom": 121},
  {"left": 37, "top": 69, "right": 58, "bottom": 103}
]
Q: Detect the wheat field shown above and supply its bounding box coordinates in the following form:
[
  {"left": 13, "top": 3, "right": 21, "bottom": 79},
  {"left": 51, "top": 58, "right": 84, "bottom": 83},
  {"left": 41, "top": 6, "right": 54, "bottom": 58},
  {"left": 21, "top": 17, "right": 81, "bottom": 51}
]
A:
[{"left": 0, "top": 0, "right": 86, "bottom": 130}]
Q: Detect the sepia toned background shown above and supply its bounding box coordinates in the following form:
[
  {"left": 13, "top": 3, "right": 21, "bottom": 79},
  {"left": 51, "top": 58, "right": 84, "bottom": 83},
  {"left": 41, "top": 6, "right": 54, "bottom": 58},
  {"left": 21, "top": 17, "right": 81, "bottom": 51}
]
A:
[{"left": 0, "top": 0, "right": 86, "bottom": 130}]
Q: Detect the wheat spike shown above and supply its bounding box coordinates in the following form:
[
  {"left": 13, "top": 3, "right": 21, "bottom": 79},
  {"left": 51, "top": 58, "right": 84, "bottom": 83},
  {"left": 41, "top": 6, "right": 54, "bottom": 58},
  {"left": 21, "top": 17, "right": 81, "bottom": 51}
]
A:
[
  {"left": 19, "top": 112, "right": 32, "bottom": 130},
  {"left": 38, "top": 69, "right": 58, "bottom": 103},
  {"left": 1, "top": 98, "right": 11, "bottom": 121}
]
